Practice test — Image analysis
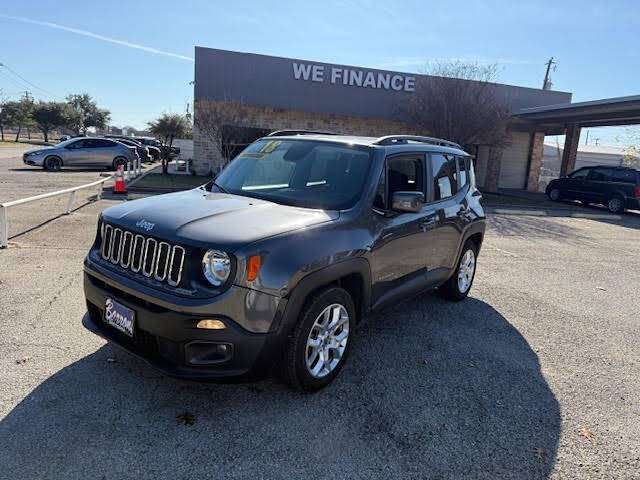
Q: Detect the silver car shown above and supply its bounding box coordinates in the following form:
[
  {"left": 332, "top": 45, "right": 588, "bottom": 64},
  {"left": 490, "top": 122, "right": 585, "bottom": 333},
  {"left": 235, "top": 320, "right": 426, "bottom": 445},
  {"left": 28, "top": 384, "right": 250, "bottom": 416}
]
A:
[{"left": 23, "top": 137, "right": 137, "bottom": 171}]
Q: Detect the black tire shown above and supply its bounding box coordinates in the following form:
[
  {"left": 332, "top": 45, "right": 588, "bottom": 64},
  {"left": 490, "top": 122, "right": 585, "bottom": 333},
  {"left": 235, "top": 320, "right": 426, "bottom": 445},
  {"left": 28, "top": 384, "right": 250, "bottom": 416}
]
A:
[
  {"left": 282, "top": 286, "right": 355, "bottom": 392},
  {"left": 44, "top": 156, "right": 62, "bottom": 172},
  {"left": 112, "top": 156, "right": 128, "bottom": 171},
  {"left": 607, "top": 195, "right": 625, "bottom": 214},
  {"left": 548, "top": 187, "right": 561, "bottom": 201},
  {"left": 438, "top": 239, "right": 478, "bottom": 301}
]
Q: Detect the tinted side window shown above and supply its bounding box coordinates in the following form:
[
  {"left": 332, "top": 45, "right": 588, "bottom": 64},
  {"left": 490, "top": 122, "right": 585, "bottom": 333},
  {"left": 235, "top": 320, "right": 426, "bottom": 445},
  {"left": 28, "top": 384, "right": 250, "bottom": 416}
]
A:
[
  {"left": 455, "top": 156, "right": 468, "bottom": 188},
  {"left": 570, "top": 169, "right": 590, "bottom": 179},
  {"left": 431, "top": 154, "right": 457, "bottom": 200},
  {"left": 387, "top": 156, "right": 424, "bottom": 204},
  {"left": 590, "top": 168, "right": 613, "bottom": 181},
  {"left": 97, "top": 139, "right": 116, "bottom": 148},
  {"left": 610, "top": 169, "right": 635, "bottom": 183}
]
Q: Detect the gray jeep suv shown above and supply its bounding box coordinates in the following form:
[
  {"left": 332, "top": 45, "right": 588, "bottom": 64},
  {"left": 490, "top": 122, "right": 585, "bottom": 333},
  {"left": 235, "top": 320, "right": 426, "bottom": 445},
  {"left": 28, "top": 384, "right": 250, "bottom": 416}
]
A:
[{"left": 82, "top": 132, "right": 486, "bottom": 391}]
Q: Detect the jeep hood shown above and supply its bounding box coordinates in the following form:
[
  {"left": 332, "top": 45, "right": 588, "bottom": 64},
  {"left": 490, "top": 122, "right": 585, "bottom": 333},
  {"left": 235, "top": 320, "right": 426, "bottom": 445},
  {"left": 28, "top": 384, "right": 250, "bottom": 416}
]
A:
[{"left": 101, "top": 188, "right": 339, "bottom": 251}]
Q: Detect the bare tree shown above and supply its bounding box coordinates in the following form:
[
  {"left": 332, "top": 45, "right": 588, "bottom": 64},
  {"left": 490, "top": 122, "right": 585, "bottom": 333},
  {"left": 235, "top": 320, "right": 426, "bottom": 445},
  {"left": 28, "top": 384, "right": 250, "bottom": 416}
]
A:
[
  {"left": 194, "top": 98, "right": 253, "bottom": 169},
  {"left": 617, "top": 126, "right": 640, "bottom": 168},
  {"left": 400, "top": 61, "right": 511, "bottom": 150}
]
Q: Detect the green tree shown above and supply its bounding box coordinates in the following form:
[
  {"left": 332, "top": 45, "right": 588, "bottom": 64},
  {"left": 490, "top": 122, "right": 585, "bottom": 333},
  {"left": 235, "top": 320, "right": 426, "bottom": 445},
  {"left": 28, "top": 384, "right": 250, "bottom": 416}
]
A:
[
  {"left": 66, "top": 93, "right": 110, "bottom": 134},
  {"left": 147, "top": 113, "right": 190, "bottom": 174},
  {"left": 31, "top": 101, "right": 76, "bottom": 143},
  {"left": 1, "top": 96, "right": 35, "bottom": 142}
]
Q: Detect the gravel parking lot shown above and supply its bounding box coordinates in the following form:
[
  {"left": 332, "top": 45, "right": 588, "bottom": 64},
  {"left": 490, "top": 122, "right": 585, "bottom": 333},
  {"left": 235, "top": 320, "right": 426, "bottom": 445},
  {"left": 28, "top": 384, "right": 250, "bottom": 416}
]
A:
[{"left": 1, "top": 153, "right": 639, "bottom": 479}]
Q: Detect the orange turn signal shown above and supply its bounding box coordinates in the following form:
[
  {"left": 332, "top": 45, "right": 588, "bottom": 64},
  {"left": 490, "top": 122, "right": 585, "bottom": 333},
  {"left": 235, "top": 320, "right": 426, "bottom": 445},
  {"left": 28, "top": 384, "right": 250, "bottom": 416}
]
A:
[
  {"left": 196, "top": 319, "right": 226, "bottom": 330},
  {"left": 247, "top": 255, "right": 261, "bottom": 281}
]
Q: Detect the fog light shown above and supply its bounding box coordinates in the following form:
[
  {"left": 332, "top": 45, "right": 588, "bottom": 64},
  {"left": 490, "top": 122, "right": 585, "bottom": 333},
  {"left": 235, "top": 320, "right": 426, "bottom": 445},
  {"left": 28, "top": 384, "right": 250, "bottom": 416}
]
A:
[{"left": 196, "top": 319, "right": 226, "bottom": 330}]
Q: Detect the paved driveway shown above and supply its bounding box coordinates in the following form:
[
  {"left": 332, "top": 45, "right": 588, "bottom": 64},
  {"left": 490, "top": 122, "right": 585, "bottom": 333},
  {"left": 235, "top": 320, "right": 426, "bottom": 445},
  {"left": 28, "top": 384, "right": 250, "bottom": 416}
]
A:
[{"left": 0, "top": 194, "right": 639, "bottom": 478}]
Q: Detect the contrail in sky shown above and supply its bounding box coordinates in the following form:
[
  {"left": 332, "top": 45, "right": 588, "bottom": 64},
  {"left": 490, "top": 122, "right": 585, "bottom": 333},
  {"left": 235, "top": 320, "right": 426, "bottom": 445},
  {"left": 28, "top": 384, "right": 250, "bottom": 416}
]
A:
[{"left": 0, "top": 13, "right": 194, "bottom": 62}]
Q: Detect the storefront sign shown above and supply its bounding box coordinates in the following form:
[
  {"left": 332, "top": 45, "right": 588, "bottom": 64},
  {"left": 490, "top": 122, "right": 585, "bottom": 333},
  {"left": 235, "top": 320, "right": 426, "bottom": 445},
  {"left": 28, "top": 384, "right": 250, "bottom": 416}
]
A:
[{"left": 292, "top": 62, "right": 415, "bottom": 92}]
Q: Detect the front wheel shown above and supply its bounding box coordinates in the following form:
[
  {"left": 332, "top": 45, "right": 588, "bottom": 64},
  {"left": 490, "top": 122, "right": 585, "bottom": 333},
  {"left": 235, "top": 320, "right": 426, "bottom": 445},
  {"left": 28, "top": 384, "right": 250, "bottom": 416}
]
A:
[
  {"left": 44, "top": 156, "right": 62, "bottom": 171},
  {"left": 283, "top": 286, "right": 355, "bottom": 392},
  {"left": 548, "top": 187, "right": 561, "bottom": 201},
  {"left": 438, "top": 240, "right": 478, "bottom": 301}
]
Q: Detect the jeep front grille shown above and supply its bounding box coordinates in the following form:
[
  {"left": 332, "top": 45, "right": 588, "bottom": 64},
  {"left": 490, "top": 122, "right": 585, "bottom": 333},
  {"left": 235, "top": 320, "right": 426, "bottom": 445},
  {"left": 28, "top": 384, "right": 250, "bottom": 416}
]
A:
[{"left": 100, "top": 224, "right": 185, "bottom": 287}]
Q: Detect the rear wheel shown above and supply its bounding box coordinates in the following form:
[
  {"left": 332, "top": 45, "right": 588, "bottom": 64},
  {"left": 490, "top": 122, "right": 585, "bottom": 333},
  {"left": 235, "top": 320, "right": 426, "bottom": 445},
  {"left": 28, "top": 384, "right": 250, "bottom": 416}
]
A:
[
  {"left": 44, "top": 156, "right": 62, "bottom": 171},
  {"left": 283, "top": 286, "right": 355, "bottom": 392},
  {"left": 607, "top": 195, "right": 624, "bottom": 214},
  {"left": 112, "top": 156, "right": 128, "bottom": 171},
  {"left": 438, "top": 239, "right": 478, "bottom": 301}
]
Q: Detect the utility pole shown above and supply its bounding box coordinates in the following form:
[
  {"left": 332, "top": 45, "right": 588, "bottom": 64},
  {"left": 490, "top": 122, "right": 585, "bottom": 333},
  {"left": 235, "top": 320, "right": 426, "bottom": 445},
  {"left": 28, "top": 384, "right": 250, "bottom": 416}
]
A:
[{"left": 542, "top": 57, "right": 556, "bottom": 90}]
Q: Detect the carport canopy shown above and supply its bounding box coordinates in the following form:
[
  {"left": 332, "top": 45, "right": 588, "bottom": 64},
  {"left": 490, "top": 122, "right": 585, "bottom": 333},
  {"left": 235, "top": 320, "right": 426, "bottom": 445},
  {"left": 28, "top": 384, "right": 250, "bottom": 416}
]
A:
[{"left": 514, "top": 95, "right": 640, "bottom": 177}]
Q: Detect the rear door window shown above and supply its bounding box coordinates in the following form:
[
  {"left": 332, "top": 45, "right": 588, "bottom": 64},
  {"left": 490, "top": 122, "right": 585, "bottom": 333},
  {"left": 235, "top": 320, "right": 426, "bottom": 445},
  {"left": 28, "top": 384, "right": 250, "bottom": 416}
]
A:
[
  {"left": 610, "top": 169, "right": 636, "bottom": 183},
  {"left": 430, "top": 153, "right": 457, "bottom": 201}
]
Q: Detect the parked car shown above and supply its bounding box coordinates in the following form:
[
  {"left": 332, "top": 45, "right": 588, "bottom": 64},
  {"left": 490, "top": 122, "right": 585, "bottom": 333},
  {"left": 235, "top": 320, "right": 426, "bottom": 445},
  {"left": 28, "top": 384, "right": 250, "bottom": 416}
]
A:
[
  {"left": 107, "top": 137, "right": 151, "bottom": 163},
  {"left": 81, "top": 132, "right": 486, "bottom": 391},
  {"left": 58, "top": 135, "right": 71, "bottom": 143},
  {"left": 23, "top": 137, "right": 138, "bottom": 171},
  {"left": 133, "top": 136, "right": 180, "bottom": 159},
  {"left": 546, "top": 165, "right": 640, "bottom": 213}
]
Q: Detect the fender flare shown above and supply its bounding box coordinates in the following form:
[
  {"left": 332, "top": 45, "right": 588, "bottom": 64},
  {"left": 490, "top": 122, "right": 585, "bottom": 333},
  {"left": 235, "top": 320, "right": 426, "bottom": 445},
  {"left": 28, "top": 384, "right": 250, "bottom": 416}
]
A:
[{"left": 276, "top": 257, "right": 372, "bottom": 336}]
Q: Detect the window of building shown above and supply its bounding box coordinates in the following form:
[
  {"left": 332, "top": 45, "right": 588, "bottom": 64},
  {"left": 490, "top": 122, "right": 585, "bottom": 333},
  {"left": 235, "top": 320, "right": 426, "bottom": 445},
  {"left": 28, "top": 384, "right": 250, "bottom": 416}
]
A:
[{"left": 431, "top": 154, "right": 457, "bottom": 200}]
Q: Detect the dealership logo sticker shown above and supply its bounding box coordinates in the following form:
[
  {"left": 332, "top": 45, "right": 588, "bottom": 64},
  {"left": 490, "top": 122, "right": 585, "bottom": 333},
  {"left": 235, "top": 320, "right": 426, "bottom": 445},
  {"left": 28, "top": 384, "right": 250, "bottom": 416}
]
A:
[{"left": 136, "top": 219, "right": 155, "bottom": 231}]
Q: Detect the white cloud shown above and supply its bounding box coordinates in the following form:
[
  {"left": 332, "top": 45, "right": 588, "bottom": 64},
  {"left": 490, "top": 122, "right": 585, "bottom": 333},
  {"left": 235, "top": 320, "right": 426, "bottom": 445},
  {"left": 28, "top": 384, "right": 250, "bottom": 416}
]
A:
[{"left": 0, "top": 13, "right": 194, "bottom": 62}]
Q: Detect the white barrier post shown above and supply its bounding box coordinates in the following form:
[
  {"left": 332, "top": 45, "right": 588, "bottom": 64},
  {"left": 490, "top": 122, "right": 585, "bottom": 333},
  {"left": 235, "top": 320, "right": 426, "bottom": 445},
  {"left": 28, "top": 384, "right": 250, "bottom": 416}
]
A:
[
  {"left": 65, "top": 191, "right": 76, "bottom": 214},
  {"left": 126, "top": 162, "right": 131, "bottom": 182},
  {"left": 0, "top": 205, "right": 8, "bottom": 248}
]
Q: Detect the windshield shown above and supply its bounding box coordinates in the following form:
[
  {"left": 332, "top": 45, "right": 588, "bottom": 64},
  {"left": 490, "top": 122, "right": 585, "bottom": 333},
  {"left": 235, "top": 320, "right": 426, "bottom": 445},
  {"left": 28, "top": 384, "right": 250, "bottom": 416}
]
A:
[{"left": 210, "top": 139, "right": 373, "bottom": 210}]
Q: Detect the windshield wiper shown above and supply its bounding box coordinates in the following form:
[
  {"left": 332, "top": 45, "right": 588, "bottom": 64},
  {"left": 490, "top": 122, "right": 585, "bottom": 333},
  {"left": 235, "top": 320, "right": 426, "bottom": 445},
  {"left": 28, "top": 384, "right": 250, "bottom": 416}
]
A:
[{"left": 208, "top": 180, "right": 229, "bottom": 194}]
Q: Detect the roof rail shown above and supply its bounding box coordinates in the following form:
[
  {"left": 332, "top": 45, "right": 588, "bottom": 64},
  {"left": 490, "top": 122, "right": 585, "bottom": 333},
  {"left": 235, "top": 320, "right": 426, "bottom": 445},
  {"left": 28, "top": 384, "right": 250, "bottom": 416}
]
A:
[
  {"left": 373, "top": 135, "right": 461, "bottom": 149},
  {"left": 267, "top": 129, "right": 341, "bottom": 137}
]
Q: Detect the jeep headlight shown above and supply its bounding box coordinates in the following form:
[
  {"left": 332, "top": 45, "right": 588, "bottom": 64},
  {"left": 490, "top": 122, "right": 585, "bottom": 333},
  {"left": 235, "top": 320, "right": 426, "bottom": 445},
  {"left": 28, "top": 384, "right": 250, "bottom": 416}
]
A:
[{"left": 202, "top": 250, "right": 231, "bottom": 286}]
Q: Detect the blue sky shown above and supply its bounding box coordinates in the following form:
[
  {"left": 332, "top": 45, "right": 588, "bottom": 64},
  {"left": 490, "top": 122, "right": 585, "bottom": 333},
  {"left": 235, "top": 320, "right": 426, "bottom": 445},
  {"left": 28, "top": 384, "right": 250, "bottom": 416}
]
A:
[{"left": 1, "top": 0, "right": 638, "bottom": 146}]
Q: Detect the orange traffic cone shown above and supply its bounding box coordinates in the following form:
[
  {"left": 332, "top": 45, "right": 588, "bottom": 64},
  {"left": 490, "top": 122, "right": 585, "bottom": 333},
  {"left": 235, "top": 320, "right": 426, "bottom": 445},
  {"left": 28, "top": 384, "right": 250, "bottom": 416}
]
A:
[{"left": 113, "top": 165, "right": 127, "bottom": 194}]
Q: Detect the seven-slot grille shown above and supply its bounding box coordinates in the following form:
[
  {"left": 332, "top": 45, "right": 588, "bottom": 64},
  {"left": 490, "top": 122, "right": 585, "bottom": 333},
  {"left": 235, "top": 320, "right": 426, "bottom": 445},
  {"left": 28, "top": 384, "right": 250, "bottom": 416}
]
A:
[{"left": 100, "top": 223, "right": 185, "bottom": 287}]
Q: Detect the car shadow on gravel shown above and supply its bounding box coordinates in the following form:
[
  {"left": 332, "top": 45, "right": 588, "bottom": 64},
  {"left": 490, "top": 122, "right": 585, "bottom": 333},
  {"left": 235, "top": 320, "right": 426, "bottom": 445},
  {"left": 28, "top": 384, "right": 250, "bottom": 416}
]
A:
[{"left": 0, "top": 294, "right": 560, "bottom": 479}]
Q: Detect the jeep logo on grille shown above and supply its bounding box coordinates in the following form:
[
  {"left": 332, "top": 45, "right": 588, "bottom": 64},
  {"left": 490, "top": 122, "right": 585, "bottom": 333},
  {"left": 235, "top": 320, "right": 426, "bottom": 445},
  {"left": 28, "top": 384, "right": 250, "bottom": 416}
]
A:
[{"left": 135, "top": 219, "right": 155, "bottom": 231}]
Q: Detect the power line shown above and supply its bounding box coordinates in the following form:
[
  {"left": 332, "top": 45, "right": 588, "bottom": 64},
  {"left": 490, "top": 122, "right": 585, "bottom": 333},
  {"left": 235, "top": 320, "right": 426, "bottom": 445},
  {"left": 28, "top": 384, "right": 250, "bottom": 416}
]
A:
[{"left": 0, "top": 61, "right": 63, "bottom": 99}]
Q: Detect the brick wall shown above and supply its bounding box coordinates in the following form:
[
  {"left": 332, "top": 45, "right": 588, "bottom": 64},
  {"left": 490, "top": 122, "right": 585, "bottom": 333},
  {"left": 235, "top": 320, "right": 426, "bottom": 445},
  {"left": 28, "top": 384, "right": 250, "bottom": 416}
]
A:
[{"left": 193, "top": 100, "right": 420, "bottom": 175}]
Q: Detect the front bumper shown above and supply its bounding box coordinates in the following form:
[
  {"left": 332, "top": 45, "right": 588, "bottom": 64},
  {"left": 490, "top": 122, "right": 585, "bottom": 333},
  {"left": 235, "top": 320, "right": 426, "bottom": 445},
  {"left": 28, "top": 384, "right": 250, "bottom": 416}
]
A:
[
  {"left": 23, "top": 155, "right": 44, "bottom": 166},
  {"left": 83, "top": 265, "right": 289, "bottom": 381}
]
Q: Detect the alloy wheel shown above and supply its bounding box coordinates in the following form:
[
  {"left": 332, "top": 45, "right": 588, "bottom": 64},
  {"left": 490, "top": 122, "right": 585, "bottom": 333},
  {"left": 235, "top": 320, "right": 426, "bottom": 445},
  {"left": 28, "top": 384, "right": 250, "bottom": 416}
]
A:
[
  {"left": 549, "top": 188, "right": 560, "bottom": 201},
  {"left": 608, "top": 197, "right": 622, "bottom": 213},
  {"left": 305, "top": 303, "right": 349, "bottom": 378},
  {"left": 458, "top": 249, "right": 476, "bottom": 293}
]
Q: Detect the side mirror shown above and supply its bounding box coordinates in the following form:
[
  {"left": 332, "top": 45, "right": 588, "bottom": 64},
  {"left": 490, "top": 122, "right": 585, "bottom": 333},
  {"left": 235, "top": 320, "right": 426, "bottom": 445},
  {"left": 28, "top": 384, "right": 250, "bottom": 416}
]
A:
[{"left": 391, "top": 191, "right": 424, "bottom": 213}]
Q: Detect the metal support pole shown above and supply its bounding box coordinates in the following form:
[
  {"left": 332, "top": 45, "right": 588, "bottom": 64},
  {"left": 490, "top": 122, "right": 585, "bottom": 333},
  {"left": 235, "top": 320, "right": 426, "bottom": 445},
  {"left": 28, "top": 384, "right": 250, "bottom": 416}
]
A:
[
  {"left": 96, "top": 181, "right": 102, "bottom": 200},
  {"left": 0, "top": 205, "right": 8, "bottom": 248},
  {"left": 66, "top": 191, "right": 76, "bottom": 214},
  {"left": 126, "top": 162, "right": 131, "bottom": 182}
]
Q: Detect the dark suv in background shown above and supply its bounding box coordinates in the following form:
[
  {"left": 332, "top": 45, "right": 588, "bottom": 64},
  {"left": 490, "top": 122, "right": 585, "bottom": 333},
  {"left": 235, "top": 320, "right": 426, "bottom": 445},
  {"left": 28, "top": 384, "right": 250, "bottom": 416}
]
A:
[
  {"left": 546, "top": 165, "right": 640, "bottom": 213},
  {"left": 82, "top": 132, "right": 486, "bottom": 391}
]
